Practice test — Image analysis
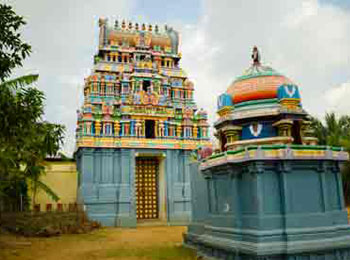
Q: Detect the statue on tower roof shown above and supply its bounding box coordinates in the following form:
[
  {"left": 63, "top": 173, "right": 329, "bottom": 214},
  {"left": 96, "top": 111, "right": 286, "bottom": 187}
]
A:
[{"left": 252, "top": 46, "right": 260, "bottom": 65}]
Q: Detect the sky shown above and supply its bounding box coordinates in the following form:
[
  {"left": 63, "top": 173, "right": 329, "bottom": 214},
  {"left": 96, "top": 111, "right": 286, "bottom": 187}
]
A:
[{"left": 3, "top": 0, "right": 350, "bottom": 155}]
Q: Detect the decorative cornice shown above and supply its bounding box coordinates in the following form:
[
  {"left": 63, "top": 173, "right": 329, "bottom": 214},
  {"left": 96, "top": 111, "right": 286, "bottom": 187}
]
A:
[
  {"left": 77, "top": 136, "right": 211, "bottom": 151},
  {"left": 200, "top": 145, "right": 349, "bottom": 170}
]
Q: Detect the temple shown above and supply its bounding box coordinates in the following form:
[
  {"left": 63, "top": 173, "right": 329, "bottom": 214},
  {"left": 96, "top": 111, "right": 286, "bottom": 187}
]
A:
[
  {"left": 184, "top": 47, "right": 350, "bottom": 259},
  {"left": 75, "top": 19, "right": 210, "bottom": 227}
]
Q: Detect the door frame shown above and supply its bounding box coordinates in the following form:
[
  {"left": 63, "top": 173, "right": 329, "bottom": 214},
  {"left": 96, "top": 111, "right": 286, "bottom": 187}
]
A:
[{"left": 134, "top": 152, "right": 167, "bottom": 223}]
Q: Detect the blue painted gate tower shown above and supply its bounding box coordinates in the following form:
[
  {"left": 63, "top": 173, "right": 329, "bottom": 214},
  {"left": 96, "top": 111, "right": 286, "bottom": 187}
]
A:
[{"left": 76, "top": 19, "right": 211, "bottom": 227}]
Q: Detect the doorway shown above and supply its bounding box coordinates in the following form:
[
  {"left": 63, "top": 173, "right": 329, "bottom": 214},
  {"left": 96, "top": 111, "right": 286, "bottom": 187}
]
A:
[{"left": 135, "top": 158, "right": 159, "bottom": 220}]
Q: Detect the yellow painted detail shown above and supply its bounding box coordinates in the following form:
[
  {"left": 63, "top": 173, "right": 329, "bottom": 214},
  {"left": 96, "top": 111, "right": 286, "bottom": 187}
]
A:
[
  {"left": 28, "top": 161, "right": 77, "bottom": 211},
  {"left": 77, "top": 137, "right": 211, "bottom": 150}
]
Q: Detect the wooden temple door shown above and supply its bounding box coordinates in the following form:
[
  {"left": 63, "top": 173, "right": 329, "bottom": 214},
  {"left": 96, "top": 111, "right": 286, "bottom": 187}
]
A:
[{"left": 135, "top": 158, "right": 159, "bottom": 220}]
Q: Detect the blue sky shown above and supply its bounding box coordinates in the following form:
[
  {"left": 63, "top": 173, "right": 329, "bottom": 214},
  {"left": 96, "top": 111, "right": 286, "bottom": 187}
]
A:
[
  {"left": 5, "top": 0, "right": 350, "bottom": 155},
  {"left": 319, "top": 0, "right": 350, "bottom": 9}
]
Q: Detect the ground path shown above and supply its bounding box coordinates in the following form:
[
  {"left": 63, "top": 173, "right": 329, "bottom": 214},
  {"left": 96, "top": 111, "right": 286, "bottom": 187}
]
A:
[{"left": 0, "top": 226, "right": 196, "bottom": 260}]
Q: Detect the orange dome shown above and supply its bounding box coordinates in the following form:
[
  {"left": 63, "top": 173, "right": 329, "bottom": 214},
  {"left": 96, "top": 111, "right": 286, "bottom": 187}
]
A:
[{"left": 226, "top": 64, "right": 292, "bottom": 104}]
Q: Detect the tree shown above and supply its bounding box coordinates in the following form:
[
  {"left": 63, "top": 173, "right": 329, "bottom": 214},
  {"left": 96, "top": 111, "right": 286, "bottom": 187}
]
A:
[
  {"left": 311, "top": 112, "right": 350, "bottom": 205},
  {"left": 0, "top": 4, "right": 65, "bottom": 211},
  {"left": 0, "top": 4, "right": 31, "bottom": 81},
  {"left": 0, "top": 75, "right": 65, "bottom": 210}
]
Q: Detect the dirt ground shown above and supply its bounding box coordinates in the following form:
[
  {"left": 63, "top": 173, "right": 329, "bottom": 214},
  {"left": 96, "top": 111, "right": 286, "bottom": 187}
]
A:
[{"left": 0, "top": 226, "right": 196, "bottom": 260}]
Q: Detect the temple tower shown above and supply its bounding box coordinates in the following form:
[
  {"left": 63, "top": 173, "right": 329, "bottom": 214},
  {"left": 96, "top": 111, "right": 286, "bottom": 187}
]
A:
[{"left": 76, "top": 19, "right": 210, "bottom": 227}]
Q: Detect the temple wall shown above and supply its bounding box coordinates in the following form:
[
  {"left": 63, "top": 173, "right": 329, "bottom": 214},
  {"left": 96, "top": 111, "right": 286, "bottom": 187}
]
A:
[
  {"left": 186, "top": 159, "right": 350, "bottom": 258},
  {"left": 28, "top": 161, "right": 77, "bottom": 211},
  {"left": 76, "top": 147, "right": 192, "bottom": 227}
]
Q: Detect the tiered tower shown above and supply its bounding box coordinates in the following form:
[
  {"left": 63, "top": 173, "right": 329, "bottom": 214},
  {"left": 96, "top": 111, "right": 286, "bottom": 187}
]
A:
[{"left": 76, "top": 19, "right": 210, "bottom": 227}]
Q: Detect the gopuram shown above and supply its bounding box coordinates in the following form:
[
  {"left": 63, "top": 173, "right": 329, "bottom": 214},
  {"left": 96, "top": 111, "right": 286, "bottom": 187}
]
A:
[
  {"left": 184, "top": 47, "right": 350, "bottom": 259},
  {"left": 75, "top": 19, "right": 210, "bottom": 227}
]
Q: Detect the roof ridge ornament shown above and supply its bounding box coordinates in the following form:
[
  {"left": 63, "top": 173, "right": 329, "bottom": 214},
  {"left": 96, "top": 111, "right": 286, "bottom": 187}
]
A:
[{"left": 252, "top": 46, "right": 260, "bottom": 66}]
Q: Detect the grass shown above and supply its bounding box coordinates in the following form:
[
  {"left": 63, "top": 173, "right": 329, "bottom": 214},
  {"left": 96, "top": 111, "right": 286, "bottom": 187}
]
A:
[
  {"left": 0, "top": 226, "right": 196, "bottom": 260},
  {"left": 106, "top": 245, "right": 194, "bottom": 259}
]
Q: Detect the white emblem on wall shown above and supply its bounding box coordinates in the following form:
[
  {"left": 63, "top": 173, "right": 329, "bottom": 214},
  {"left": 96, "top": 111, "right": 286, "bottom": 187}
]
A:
[
  {"left": 223, "top": 202, "right": 230, "bottom": 213},
  {"left": 218, "top": 97, "right": 223, "bottom": 107},
  {"left": 284, "top": 85, "right": 296, "bottom": 98},
  {"left": 249, "top": 123, "right": 263, "bottom": 137}
]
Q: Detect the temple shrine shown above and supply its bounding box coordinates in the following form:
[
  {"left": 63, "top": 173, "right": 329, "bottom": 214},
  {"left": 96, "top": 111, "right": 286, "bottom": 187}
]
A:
[
  {"left": 75, "top": 19, "right": 210, "bottom": 227},
  {"left": 184, "top": 48, "right": 350, "bottom": 259}
]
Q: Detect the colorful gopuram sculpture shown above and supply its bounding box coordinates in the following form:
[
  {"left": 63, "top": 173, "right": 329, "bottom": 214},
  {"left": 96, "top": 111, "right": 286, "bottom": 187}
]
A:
[
  {"left": 76, "top": 19, "right": 210, "bottom": 227},
  {"left": 184, "top": 47, "right": 350, "bottom": 259}
]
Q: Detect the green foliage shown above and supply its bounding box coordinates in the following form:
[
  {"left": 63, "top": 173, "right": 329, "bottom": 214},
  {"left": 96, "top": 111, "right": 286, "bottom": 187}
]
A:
[
  {"left": 0, "top": 4, "right": 65, "bottom": 210},
  {"left": 0, "top": 74, "right": 39, "bottom": 89},
  {"left": 0, "top": 4, "right": 31, "bottom": 81},
  {"left": 311, "top": 113, "right": 350, "bottom": 147},
  {"left": 0, "top": 75, "right": 65, "bottom": 209},
  {"left": 310, "top": 112, "right": 350, "bottom": 205}
]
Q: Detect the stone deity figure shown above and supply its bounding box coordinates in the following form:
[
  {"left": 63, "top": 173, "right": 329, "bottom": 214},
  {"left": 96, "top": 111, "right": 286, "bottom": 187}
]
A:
[
  {"left": 135, "top": 120, "right": 142, "bottom": 137},
  {"left": 159, "top": 121, "right": 164, "bottom": 137},
  {"left": 252, "top": 46, "right": 260, "bottom": 65},
  {"left": 202, "top": 127, "right": 207, "bottom": 138},
  {"left": 87, "top": 122, "right": 92, "bottom": 135},
  {"left": 125, "top": 122, "right": 130, "bottom": 136}
]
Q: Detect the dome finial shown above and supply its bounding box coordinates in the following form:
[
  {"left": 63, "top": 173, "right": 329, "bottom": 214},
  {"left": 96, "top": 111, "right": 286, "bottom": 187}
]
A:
[{"left": 252, "top": 46, "right": 260, "bottom": 65}]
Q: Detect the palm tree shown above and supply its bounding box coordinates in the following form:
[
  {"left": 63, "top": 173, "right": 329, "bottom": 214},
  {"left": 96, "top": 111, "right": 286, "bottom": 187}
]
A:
[
  {"left": 0, "top": 74, "right": 39, "bottom": 88},
  {"left": 311, "top": 112, "right": 350, "bottom": 205}
]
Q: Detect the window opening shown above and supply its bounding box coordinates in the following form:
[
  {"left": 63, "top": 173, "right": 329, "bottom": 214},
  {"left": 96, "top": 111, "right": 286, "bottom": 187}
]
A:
[
  {"left": 292, "top": 121, "right": 302, "bottom": 144},
  {"left": 143, "top": 80, "right": 151, "bottom": 92},
  {"left": 145, "top": 120, "right": 155, "bottom": 139}
]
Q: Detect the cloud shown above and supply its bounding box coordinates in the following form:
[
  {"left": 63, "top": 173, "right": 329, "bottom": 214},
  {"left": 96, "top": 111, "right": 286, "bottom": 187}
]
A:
[
  {"left": 6, "top": 0, "right": 131, "bottom": 155},
  {"left": 323, "top": 82, "right": 350, "bottom": 115},
  {"left": 4, "top": 0, "right": 350, "bottom": 154},
  {"left": 179, "top": 0, "right": 350, "bottom": 125}
]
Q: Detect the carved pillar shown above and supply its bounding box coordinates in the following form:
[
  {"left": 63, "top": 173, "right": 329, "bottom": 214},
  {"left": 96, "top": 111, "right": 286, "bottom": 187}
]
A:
[
  {"left": 300, "top": 120, "right": 318, "bottom": 145},
  {"left": 155, "top": 121, "right": 158, "bottom": 137},
  {"left": 214, "top": 131, "right": 222, "bottom": 153},
  {"left": 121, "top": 121, "right": 124, "bottom": 136},
  {"left": 125, "top": 121, "right": 130, "bottom": 137},
  {"left": 142, "top": 120, "right": 145, "bottom": 137},
  {"left": 222, "top": 125, "right": 242, "bottom": 150},
  {"left": 202, "top": 126, "right": 208, "bottom": 138},
  {"left": 114, "top": 120, "right": 120, "bottom": 137},
  {"left": 273, "top": 119, "right": 293, "bottom": 138},
  {"left": 86, "top": 122, "right": 91, "bottom": 135},
  {"left": 164, "top": 121, "right": 168, "bottom": 137},
  {"left": 159, "top": 121, "right": 164, "bottom": 137},
  {"left": 79, "top": 121, "right": 83, "bottom": 136},
  {"left": 193, "top": 124, "right": 198, "bottom": 138},
  {"left": 176, "top": 123, "right": 182, "bottom": 138},
  {"left": 95, "top": 121, "right": 101, "bottom": 136},
  {"left": 135, "top": 120, "right": 140, "bottom": 137}
]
